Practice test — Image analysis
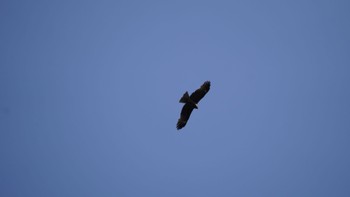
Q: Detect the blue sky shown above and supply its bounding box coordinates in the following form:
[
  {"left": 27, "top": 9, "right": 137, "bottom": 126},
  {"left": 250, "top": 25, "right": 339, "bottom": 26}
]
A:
[{"left": 1, "top": 0, "right": 350, "bottom": 196}]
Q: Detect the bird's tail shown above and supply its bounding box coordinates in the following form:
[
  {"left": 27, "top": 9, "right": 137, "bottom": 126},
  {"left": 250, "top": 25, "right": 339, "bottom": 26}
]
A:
[{"left": 179, "top": 91, "right": 190, "bottom": 103}]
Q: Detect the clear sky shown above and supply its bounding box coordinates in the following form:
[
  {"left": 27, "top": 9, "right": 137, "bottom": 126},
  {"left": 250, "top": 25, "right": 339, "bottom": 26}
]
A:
[{"left": 1, "top": 0, "right": 350, "bottom": 196}]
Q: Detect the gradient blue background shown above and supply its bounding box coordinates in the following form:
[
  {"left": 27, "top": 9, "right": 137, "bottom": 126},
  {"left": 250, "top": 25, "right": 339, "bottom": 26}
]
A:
[{"left": 1, "top": 0, "right": 350, "bottom": 196}]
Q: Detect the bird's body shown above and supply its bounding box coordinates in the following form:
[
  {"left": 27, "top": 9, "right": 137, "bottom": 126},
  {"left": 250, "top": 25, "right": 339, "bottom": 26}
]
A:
[{"left": 177, "top": 81, "right": 210, "bottom": 130}]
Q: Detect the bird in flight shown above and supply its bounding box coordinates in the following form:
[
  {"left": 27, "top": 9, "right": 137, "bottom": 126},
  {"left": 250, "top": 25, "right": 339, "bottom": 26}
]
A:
[{"left": 177, "top": 81, "right": 211, "bottom": 130}]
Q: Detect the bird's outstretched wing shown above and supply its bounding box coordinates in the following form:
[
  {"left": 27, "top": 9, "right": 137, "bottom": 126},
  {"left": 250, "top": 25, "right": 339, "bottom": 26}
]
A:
[
  {"left": 176, "top": 103, "right": 194, "bottom": 130},
  {"left": 190, "top": 81, "right": 211, "bottom": 104}
]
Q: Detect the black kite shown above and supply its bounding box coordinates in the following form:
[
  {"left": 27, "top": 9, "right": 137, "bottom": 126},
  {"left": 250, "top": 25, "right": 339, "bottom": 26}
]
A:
[{"left": 176, "top": 81, "right": 211, "bottom": 130}]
